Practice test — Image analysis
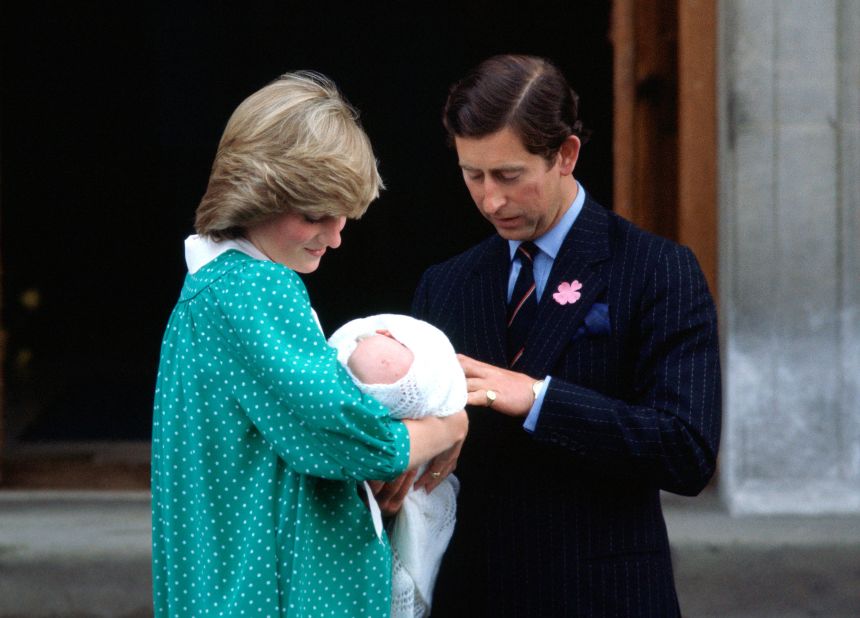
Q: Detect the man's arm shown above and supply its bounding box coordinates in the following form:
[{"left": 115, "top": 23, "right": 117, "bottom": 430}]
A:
[{"left": 459, "top": 245, "right": 721, "bottom": 496}]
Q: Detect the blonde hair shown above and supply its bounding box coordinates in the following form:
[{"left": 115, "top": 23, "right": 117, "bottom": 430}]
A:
[{"left": 195, "top": 71, "right": 383, "bottom": 240}]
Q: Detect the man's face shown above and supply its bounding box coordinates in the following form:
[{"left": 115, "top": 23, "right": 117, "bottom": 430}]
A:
[{"left": 454, "top": 127, "right": 577, "bottom": 241}]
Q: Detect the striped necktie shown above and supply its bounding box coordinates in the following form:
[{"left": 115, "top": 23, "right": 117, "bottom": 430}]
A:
[{"left": 507, "top": 241, "right": 539, "bottom": 367}]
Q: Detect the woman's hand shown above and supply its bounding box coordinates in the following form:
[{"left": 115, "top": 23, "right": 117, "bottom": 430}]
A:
[
  {"left": 372, "top": 410, "right": 468, "bottom": 514},
  {"left": 368, "top": 470, "right": 417, "bottom": 516},
  {"left": 403, "top": 410, "right": 468, "bottom": 470},
  {"left": 369, "top": 436, "right": 463, "bottom": 515},
  {"left": 413, "top": 437, "right": 464, "bottom": 494}
]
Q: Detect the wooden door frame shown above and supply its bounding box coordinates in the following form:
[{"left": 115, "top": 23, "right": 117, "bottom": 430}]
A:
[{"left": 612, "top": 0, "right": 718, "bottom": 297}]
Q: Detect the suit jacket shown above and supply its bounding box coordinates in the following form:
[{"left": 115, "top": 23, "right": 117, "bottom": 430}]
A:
[{"left": 412, "top": 196, "right": 721, "bottom": 617}]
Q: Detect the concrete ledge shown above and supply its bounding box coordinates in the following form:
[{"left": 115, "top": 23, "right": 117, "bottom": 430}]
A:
[
  {"left": 0, "top": 491, "right": 151, "bottom": 618},
  {"left": 1, "top": 490, "right": 858, "bottom": 617},
  {"left": 664, "top": 491, "right": 860, "bottom": 617}
]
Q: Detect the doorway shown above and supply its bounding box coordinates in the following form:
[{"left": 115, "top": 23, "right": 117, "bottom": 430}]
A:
[{"left": 0, "top": 2, "right": 615, "bottom": 486}]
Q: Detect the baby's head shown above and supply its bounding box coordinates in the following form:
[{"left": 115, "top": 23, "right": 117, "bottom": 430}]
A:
[
  {"left": 347, "top": 330, "right": 414, "bottom": 385},
  {"left": 327, "top": 313, "right": 467, "bottom": 419}
]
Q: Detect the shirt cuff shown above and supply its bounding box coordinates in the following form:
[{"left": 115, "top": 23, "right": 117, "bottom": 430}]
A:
[{"left": 523, "top": 376, "right": 551, "bottom": 433}]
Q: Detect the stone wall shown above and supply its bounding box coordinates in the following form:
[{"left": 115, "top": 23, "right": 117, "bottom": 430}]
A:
[{"left": 719, "top": 0, "right": 860, "bottom": 514}]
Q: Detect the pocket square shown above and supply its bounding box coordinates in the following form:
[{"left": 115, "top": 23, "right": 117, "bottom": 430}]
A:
[{"left": 572, "top": 303, "right": 610, "bottom": 341}]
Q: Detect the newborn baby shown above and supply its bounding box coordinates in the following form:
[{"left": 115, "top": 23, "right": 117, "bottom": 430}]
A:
[
  {"left": 328, "top": 314, "right": 467, "bottom": 618},
  {"left": 347, "top": 330, "right": 415, "bottom": 399}
]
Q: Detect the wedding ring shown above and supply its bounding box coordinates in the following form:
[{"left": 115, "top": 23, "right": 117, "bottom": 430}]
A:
[
  {"left": 486, "top": 389, "right": 497, "bottom": 407},
  {"left": 430, "top": 471, "right": 442, "bottom": 479}
]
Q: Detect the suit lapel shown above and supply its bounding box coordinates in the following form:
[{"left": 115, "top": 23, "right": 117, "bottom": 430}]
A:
[
  {"left": 462, "top": 237, "right": 509, "bottom": 366},
  {"left": 516, "top": 198, "right": 612, "bottom": 377}
]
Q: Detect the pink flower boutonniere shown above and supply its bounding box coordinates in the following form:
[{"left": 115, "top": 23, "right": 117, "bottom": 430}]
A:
[{"left": 553, "top": 280, "right": 582, "bottom": 305}]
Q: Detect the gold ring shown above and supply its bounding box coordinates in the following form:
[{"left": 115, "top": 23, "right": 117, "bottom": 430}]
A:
[
  {"left": 430, "top": 471, "right": 442, "bottom": 479},
  {"left": 486, "top": 389, "right": 497, "bottom": 407}
]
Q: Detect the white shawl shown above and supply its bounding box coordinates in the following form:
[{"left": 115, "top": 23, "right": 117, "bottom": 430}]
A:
[{"left": 328, "top": 314, "right": 466, "bottom": 618}]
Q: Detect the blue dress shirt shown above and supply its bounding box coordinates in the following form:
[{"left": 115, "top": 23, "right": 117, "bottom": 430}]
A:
[{"left": 506, "top": 182, "right": 586, "bottom": 432}]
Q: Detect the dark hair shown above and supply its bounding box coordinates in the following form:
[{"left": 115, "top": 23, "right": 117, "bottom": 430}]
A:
[{"left": 443, "top": 54, "right": 590, "bottom": 162}]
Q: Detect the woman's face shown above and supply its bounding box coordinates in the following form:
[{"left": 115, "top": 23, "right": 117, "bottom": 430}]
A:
[{"left": 246, "top": 211, "right": 346, "bottom": 273}]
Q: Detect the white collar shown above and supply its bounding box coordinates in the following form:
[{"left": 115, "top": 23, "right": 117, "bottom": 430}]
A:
[
  {"left": 184, "top": 234, "right": 270, "bottom": 274},
  {"left": 507, "top": 181, "right": 586, "bottom": 262},
  {"left": 183, "top": 233, "right": 324, "bottom": 334}
]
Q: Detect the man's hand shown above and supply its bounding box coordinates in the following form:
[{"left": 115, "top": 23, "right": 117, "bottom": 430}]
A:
[{"left": 458, "top": 354, "right": 537, "bottom": 417}]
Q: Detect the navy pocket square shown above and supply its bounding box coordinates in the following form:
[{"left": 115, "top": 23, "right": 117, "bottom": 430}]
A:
[{"left": 572, "top": 303, "right": 610, "bottom": 341}]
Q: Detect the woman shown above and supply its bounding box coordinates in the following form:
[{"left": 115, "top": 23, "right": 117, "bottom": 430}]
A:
[{"left": 151, "top": 71, "right": 467, "bottom": 617}]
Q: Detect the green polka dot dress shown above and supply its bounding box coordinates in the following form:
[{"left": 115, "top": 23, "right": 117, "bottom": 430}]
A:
[{"left": 152, "top": 250, "right": 410, "bottom": 617}]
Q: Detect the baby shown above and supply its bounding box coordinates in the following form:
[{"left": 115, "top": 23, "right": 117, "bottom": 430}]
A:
[
  {"left": 347, "top": 330, "right": 415, "bottom": 400},
  {"left": 328, "top": 314, "right": 466, "bottom": 618}
]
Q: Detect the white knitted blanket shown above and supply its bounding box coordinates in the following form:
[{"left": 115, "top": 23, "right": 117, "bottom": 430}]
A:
[{"left": 328, "top": 314, "right": 466, "bottom": 618}]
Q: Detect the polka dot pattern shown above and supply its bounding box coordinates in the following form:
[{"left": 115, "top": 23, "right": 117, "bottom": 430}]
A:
[{"left": 152, "top": 250, "right": 410, "bottom": 617}]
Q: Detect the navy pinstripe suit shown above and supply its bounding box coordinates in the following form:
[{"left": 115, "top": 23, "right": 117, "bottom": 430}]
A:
[{"left": 413, "top": 196, "right": 721, "bottom": 617}]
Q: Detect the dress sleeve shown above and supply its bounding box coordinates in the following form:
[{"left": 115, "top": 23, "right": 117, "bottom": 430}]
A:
[{"left": 216, "top": 261, "right": 410, "bottom": 482}]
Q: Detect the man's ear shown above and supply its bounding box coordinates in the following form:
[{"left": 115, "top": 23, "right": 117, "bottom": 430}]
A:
[{"left": 558, "top": 135, "right": 581, "bottom": 175}]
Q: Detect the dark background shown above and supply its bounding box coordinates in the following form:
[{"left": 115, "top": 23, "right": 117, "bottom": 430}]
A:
[{"left": 1, "top": 2, "right": 613, "bottom": 442}]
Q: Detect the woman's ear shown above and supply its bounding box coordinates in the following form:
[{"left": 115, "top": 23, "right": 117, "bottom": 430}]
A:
[{"left": 558, "top": 135, "right": 581, "bottom": 176}]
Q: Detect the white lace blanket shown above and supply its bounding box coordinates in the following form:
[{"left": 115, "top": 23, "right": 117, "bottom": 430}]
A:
[{"left": 328, "top": 314, "right": 467, "bottom": 617}]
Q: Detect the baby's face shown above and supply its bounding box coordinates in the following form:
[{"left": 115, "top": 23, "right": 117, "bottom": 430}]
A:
[{"left": 347, "top": 331, "right": 414, "bottom": 385}]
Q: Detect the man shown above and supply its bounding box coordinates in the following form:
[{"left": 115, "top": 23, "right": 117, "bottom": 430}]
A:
[{"left": 412, "top": 55, "right": 721, "bottom": 616}]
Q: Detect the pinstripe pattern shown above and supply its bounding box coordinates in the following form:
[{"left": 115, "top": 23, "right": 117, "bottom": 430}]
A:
[{"left": 413, "top": 197, "right": 721, "bottom": 617}]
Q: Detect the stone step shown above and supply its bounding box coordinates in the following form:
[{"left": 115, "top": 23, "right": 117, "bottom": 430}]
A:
[
  {"left": 663, "top": 492, "right": 860, "bottom": 617},
  {"left": 0, "top": 490, "right": 858, "bottom": 617},
  {"left": 0, "top": 492, "right": 151, "bottom": 618}
]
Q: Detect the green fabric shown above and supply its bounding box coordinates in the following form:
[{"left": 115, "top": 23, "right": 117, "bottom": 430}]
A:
[{"left": 152, "top": 250, "right": 410, "bottom": 617}]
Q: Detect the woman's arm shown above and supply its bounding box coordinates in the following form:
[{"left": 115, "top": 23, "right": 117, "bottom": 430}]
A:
[
  {"left": 215, "top": 261, "right": 412, "bottom": 481},
  {"left": 369, "top": 412, "right": 467, "bottom": 514},
  {"left": 403, "top": 411, "right": 468, "bottom": 469}
]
